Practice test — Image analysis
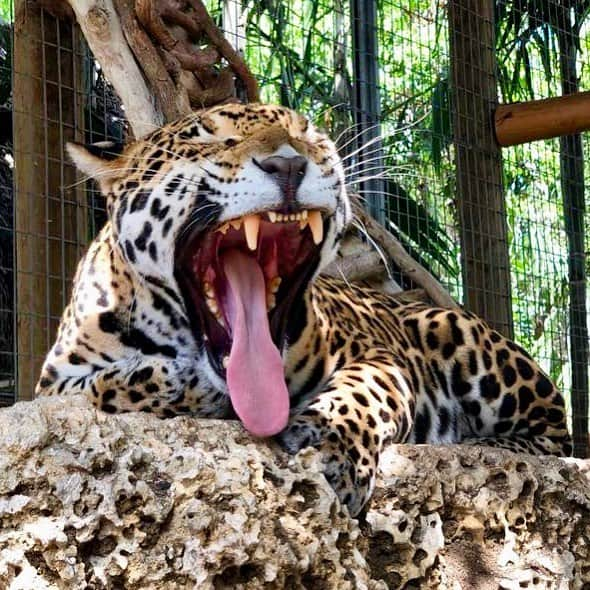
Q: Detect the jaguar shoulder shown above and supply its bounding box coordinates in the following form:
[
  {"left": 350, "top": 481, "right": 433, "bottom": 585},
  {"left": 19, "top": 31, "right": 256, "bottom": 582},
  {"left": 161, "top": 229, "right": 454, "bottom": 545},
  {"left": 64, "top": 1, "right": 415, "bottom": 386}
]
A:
[{"left": 36, "top": 103, "right": 572, "bottom": 516}]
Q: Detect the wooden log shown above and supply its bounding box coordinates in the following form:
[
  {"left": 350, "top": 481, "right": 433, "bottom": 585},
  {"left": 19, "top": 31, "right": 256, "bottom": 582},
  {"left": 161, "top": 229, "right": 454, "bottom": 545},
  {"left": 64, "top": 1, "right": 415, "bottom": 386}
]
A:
[
  {"left": 322, "top": 250, "right": 385, "bottom": 283},
  {"left": 448, "top": 0, "right": 514, "bottom": 337},
  {"left": 14, "top": 0, "right": 44, "bottom": 399},
  {"left": 14, "top": 2, "right": 86, "bottom": 399},
  {"left": 495, "top": 91, "right": 590, "bottom": 147}
]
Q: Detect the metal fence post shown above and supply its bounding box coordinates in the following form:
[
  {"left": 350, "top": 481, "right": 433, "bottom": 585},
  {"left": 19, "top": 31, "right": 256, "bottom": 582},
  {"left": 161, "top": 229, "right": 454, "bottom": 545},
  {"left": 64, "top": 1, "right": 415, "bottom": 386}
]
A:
[{"left": 350, "top": 0, "right": 386, "bottom": 225}]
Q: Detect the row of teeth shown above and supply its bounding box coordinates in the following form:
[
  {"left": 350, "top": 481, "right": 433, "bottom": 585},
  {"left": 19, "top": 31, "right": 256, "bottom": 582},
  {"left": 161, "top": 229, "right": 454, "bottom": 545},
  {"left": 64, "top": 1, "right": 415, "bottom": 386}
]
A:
[
  {"left": 215, "top": 209, "right": 324, "bottom": 249},
  {"left": 207, "top": 209, "right": 323, "bottom": 371},
  {"left": 204, "top": 276, "right": 282, "bottom": 320}
]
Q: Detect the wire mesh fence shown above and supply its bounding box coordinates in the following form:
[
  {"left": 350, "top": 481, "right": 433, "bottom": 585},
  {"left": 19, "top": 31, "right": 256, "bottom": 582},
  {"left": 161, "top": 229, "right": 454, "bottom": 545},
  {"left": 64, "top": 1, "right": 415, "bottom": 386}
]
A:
[
  {"left": 1, "top": 0, "right": 588, "bottom": 452},
  {"left": 3, "top": 3, "right": 126, "bottom": 402},
  {"left": 0, "top": 4, "right": 13, "bottom": 404},
  {"left": 493, "top": 0, "right": 589, "bottom": 452}
]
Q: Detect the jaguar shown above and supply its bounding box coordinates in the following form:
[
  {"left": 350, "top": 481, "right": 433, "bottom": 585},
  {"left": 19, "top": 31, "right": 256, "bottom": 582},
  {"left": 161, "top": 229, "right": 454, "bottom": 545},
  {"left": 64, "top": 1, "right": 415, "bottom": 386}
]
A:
[{"left": 36, "top": 103, "right": 572, "bottom": 516}]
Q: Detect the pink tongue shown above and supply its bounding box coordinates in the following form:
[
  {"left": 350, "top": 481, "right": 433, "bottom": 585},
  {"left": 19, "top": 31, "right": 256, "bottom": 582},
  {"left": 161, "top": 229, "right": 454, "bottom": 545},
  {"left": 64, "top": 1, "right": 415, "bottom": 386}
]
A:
[{"left": 220, "top": 249, "right": 290, "bottom": 437}]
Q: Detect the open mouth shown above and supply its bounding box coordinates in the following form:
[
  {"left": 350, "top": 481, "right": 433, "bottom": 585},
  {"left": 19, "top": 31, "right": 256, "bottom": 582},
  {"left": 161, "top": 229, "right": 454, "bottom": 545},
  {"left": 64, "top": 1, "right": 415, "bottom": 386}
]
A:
[{"left": 174, "top": 208, "right": 325, "bottom": 437}]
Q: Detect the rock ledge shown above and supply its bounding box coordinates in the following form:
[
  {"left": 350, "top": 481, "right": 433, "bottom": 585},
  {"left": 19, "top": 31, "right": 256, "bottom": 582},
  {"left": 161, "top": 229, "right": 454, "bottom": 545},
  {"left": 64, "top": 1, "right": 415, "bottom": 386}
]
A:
[{"left": 0, "top": 396, "right": 588, "bottom": 589}]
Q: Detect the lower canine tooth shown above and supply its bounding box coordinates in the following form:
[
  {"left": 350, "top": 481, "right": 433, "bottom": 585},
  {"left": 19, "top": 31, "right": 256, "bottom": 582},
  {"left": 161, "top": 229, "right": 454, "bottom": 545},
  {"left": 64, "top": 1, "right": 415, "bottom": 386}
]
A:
[
  {"left": 308, "top": 210, "right": 323, "bottom": 245},
  {"left": 206, "top": 297, "right": 219, "bottom": 315},
  {"left": 270, "top": 277, "right": 282, "bottom": 293},
  {"left": 243, "top": 214, "right": 261, "bottom": 251},
  {"left": 203, "top": 281, "right": 214, "bottom": 298},
  {"left": 266, "top": 294, "right": 276, "bottom": 310}
]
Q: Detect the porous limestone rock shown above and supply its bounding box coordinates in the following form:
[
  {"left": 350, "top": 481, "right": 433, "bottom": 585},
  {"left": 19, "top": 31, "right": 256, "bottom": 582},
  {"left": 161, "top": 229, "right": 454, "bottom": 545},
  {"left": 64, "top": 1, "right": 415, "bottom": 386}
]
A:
[{"left": 0, "top": 395, "right": 588, "bottom": 589}]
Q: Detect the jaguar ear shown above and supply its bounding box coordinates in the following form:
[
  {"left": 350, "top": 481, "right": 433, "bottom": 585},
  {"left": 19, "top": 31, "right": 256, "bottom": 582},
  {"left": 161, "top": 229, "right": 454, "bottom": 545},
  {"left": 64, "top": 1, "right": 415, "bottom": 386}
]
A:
[{"left": 66, "top": 141, "right": 125, "bottom": 192}]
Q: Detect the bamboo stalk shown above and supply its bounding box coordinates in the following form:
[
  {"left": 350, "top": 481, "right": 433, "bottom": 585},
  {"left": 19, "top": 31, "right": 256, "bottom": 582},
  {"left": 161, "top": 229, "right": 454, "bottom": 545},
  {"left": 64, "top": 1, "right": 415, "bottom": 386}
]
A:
[{"left": 495, "top": 91, "right": 590, "bottom": 147}]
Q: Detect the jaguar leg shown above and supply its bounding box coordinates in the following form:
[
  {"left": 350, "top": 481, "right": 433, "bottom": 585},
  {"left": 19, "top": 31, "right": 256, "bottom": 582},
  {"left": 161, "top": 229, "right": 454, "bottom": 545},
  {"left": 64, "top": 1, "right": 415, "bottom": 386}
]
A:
[
  {"left": 279, "top": 349, "right": 415, "bottom": 516},
  {"left": 36, "top": 355, "right": 229, "bottom": 418}
]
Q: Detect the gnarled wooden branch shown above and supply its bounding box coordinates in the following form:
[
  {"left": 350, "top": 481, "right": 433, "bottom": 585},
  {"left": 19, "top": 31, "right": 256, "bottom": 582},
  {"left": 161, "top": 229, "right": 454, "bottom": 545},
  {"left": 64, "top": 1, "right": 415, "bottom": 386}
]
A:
[
  {"left": 36, "top": 0, "right": 75, "bottom": 21},
  {"left": 63, "top": 0, "right": 258, "bottom": 135},
  {"left": 186, "top": 0, "right": 259, "bottom": 102},
  {"left": 66, "top": 0, "right": 161, "bottom": 138},
  {"left": 112, "top": 0, "right": 191, "bottom": 123},
  {"left": 135, "top": 0, "right": 259, "bottom": 108}
]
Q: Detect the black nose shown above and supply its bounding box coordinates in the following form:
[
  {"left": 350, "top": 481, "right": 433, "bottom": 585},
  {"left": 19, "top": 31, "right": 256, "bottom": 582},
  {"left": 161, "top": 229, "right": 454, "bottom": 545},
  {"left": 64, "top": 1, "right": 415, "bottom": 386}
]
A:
[
  {"left": 256, "top": 155, "right": 307, "bottom": 179},
  {"left": 255, "top": 156, "right": 308, "bottom": 204}
]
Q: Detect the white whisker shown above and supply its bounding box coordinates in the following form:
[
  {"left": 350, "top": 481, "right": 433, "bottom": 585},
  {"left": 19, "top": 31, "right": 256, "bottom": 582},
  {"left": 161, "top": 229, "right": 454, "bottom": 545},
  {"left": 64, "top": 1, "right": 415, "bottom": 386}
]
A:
[
  {"left": 341, "top": 146, "right": 389, "bottom": 167},
  {"left": 338, "top": 123, "right": 381, "bottom": 155},
  {"left": 350, "top": 218, "right": 395, "bottom": 284},
  {"left": 339, "top": 110, "right": 432, "bottom": 162},
  {"left": 334, "top": 121, "right": 382, "bottom": 150},
  {"left": 346, "top": 171, "right": 427, "bottom": 185},
  {"left": 334, "top": 263, "right": 353, "bottom": 289}
]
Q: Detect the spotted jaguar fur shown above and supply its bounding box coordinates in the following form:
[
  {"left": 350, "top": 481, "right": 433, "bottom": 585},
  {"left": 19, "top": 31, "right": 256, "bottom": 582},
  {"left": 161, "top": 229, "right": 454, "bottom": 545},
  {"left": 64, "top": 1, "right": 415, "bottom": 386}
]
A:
[{"left": 36, "top": 103, "right": 572, "bottom": 516}]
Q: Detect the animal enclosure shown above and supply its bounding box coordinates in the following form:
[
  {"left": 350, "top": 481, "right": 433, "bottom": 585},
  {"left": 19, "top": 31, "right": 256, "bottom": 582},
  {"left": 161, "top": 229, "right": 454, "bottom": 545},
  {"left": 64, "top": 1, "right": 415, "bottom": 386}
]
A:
[{"left": 0, "top": 0, "right": 589, "bottom": 454}]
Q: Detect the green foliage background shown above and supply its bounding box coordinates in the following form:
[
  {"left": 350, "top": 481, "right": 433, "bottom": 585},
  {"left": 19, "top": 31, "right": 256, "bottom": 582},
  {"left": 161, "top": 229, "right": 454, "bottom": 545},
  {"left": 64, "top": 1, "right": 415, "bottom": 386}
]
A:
[{"left": 0, "top": 0, "right": 11, "bottom": 23}]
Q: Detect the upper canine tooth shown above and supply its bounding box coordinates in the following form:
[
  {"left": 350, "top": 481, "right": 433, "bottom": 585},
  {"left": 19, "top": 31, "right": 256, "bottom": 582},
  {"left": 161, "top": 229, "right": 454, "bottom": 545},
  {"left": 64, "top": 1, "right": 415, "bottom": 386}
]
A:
[
  {"left": 243, "top": 214, "right": 260, "bottom": 251},
  {"left": 268, "top": 211, "right": 277, "bottom": 223},
  {"left": 230, "top": 218, "right": 242, "bottom": 230},
  {"left": 308, "top": 210, "right": 323, "bottom": 245},
  {"left": 266, "top": 293, "right": 276, "bottom": 310}
]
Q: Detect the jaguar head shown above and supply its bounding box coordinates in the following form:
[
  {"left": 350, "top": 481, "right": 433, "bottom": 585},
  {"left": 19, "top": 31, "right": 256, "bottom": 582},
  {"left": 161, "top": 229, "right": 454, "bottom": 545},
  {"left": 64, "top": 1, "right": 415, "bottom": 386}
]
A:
[{"left": 67, "top": 103, "right": 351, "bottom": 436}]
